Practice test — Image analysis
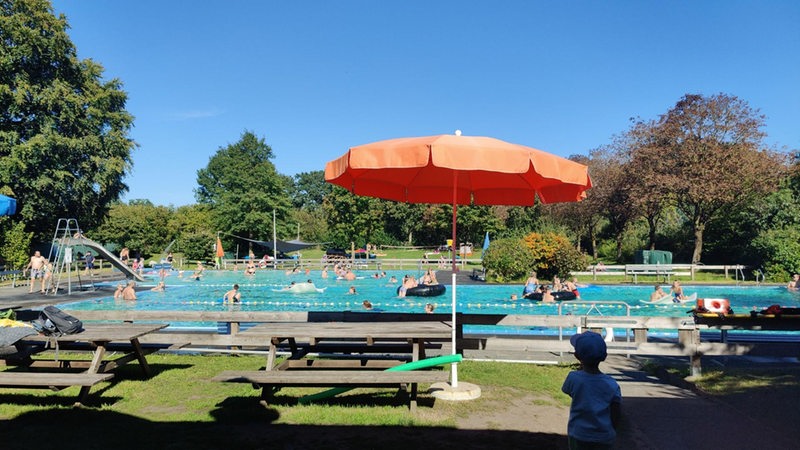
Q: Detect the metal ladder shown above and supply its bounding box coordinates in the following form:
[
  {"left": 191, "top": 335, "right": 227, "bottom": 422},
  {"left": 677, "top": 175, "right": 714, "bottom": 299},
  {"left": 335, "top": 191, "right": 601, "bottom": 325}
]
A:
[{"left": 47, "top": 218, "right": 92, "bottom": 295}]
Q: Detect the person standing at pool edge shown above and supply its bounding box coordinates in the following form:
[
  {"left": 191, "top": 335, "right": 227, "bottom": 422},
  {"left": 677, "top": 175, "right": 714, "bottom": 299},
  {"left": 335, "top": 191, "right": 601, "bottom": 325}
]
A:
[
  {"left": 25, "top": 250, "right": 47, "bottom": 293},
  {"left": 562, "top": 331, "right": 621, "bottom": 449}
]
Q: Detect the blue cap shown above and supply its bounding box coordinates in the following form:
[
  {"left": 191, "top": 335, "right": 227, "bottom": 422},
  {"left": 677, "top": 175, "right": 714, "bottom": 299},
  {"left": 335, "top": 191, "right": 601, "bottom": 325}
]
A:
[{"left": 570, "top": 331, "right": 607, "bottom": 363}]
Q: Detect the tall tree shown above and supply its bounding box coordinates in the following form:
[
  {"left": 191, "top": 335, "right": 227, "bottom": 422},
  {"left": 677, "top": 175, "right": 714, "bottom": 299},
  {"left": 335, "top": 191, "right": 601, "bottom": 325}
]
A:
[
  {"left": 0, "top": 0, "right": 135, "bottom": 239},
  {"left": 635, "top": 93, "right": 785, "bottom": 263},
  {"left": 291, "top": 170, "right": 331, "bottom": 210},
  {"left": 195, "top": 131, "right": 291, "bottom": 245},
  {"left": 92, "top": 200, "right": 173, "bottom": 257}
]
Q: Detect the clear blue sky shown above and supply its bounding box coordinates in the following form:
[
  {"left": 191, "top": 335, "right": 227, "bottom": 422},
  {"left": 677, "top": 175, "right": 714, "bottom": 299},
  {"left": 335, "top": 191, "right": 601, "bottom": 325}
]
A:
[{"left": 51, "top": 1, "right": 800, "bottom": 207}]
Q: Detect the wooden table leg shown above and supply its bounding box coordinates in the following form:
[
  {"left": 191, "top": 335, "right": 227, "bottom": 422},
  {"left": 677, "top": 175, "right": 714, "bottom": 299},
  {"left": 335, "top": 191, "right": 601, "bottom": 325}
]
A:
[
  {"left": 129, "top": 338, "right": 152, "bottom": 377},
  {"left": 86, "top": 342, "right": 108, "bottom": 374},
  {"left": 77, "top": 342, "right": 108, "bottom": 405},
  {"left": 412, "top": 338, "right": 424, "bottom": 361},
  {"left": 266, "top": 339, "right": 279, "bottom": 371}
]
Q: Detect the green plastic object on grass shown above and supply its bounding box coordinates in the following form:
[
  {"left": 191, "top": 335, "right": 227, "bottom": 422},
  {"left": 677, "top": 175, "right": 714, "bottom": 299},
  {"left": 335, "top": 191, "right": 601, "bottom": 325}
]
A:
[{"left": 298, "top": 353, "right": 462, "bottom": 404}]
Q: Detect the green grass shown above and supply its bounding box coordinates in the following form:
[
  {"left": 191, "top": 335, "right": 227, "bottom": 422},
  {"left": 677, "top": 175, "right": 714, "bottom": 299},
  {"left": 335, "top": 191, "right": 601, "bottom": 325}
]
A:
[
  {"left": 0, "top": 353, "right": 572, "bottom": 425},
  {"left": 693, "top": 367, "right": 800, "bottom": 396}
]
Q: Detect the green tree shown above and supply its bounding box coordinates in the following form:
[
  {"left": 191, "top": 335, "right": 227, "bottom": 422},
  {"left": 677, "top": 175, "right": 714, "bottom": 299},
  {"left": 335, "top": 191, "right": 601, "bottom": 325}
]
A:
[
  {"left": 0, "top": 220, "right": 31, "bottom": 269},
  {"left": 322, "top": 186, "right": 385, "bottom": 248},
  {"left": 92, "top": 200, "right": 173, "bottom": 257},
  {"left": 291, "top": 170, "right": 331, "bottom": 210},
  {"left": 633, "top": 93, "right": 785, "bottom": 263},
  {"left": 195, "top": 131, "right": 292, "bottom": 246},
  {"left": 0, "top": 0, "right": 136, "bottom": 240}
]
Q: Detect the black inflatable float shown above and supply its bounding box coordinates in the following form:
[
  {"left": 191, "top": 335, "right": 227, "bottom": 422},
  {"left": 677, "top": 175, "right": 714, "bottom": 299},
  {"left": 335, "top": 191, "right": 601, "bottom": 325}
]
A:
[
  {"left": 399, "top": 284, "right": 447, "bottom": 297},
  {"left": 524, "top": 291, "right": 578, "bottom": 301}
]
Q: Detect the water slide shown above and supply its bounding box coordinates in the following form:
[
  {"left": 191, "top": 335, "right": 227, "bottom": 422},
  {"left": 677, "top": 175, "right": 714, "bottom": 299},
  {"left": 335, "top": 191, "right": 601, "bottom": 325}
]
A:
[
  {"left": 66, "top": 237, "right": 145, "bottom": 282},
  {"left": 298, "top": 353, "right": 462, "bottom": 404}
]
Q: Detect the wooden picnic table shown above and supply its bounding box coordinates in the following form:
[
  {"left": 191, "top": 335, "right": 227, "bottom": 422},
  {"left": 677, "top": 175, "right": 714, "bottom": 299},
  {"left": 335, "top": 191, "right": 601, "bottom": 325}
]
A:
[
  {"left": 5, "top": 323, "right": 169, "bottom": 405},
  {"left": 217, "top": 320, "right": 454, "bottom": 409},
  {"left": 239, "top": 321, "right": 453, "bottom": 371}
]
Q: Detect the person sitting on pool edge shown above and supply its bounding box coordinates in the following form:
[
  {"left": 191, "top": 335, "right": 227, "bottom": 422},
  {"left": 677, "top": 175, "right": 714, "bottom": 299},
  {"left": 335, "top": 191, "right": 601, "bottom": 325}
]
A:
[{"left": 223, "top": 284, "right": 241, "bottom": 303}]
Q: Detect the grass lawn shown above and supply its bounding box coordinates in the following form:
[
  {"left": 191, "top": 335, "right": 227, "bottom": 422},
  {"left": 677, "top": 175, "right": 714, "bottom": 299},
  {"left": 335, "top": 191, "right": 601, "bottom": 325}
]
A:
[{"left": 0, "top": 353, "right": 574, "bottom": 449}]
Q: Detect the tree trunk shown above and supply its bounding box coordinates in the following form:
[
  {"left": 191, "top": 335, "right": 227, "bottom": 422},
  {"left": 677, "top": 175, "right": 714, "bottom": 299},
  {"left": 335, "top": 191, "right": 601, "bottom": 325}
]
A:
[
  {"left": 647, "top": 216, "right": 657, "bottom": 250},
  {"left": 616, "top": 235, "right": 624, "bottom": 262},
  {"left": 590, "top": 227, "right": 598, "bottom": 261},
  {"left": 692, "top": 221, "right": 704, "bottom": 264}
]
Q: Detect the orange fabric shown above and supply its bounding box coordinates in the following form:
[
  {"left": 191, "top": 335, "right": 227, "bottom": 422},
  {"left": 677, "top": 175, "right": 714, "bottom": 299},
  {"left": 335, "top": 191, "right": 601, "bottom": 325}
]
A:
[
  {"left": 324, "top": 134, "right": 591, "bottom": 206},
  {"left": 215, "top": 237, "right": 225, "bottom": 258}
]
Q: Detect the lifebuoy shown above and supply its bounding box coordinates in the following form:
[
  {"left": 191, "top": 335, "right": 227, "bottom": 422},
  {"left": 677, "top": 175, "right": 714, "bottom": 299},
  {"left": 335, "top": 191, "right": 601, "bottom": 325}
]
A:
[
  {"left": 698, "top": 298, "right": 730, "bottom": 313},
  {"left": 575, "top": 326, "right": 615, "bottom": 343}
]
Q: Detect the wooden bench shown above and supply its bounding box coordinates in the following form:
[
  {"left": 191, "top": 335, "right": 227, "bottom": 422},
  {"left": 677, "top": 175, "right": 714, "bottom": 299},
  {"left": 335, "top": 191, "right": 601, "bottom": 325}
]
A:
[
  {"left": 214, "top": 369, "right": 449, "bottom": 411},
  {"left": 0, "top": 371, "right": 114, "bottom": 406},
  {"left": 0, "top": 269, "right": 22, "bottom": 287},
  {"left": 625, "top": 264, "right": 674, "bottom": 283}
]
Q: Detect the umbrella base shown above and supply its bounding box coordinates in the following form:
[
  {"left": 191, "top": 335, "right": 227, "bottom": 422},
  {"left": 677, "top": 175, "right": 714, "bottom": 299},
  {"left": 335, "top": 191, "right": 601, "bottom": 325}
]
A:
[{"left": 429, "top": 381, "right": 481, "bottom": 401}]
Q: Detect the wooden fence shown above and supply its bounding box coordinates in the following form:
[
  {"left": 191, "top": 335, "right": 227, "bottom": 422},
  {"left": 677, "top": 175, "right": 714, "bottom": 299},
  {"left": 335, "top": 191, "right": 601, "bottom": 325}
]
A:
[{"left": 60, "top": 309, "right": 798, "bottom": 377}]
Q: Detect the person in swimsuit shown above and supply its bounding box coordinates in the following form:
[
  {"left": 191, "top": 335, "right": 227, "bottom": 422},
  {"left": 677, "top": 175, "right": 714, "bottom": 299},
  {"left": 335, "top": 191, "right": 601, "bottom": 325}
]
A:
[
  {"left": 669, "top": 280, "right": 685, "bottom": 303},
  {"left": 650, "top": 285, "right": 666, "bottom": 302},
  {"left": 223, "top": 284, "right": 241, "bottom": 303},
  {"left": 26, "top": 250, "right": 47, "bottom": 294},
  {"left": 523, "top": 271, "right": 539, "bottom": 297}
]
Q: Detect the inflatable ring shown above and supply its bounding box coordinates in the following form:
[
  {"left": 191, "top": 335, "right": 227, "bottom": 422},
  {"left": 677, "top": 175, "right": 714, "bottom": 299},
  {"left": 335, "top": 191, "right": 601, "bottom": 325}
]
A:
[
  {"left": 575, "top": 326, "right": 615, "bottom": 343},
  {"left": 399, "top": 284, "right": 446, "bottom": 297},
  {"left": 698, "top": 298, "right": 730, "bottom": 313}
]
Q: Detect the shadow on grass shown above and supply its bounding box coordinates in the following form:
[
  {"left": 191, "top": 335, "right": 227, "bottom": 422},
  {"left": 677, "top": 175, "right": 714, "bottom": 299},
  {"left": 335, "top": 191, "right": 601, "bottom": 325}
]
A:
[{"left": 0, "top": 407, "right": 567, "bottom": 450}]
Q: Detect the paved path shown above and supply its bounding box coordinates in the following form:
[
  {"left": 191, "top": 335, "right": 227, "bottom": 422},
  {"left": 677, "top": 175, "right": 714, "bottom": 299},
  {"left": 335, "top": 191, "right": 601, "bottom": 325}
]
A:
[{"left": 605, "top": 355, "right": 799, "bottom": 449}]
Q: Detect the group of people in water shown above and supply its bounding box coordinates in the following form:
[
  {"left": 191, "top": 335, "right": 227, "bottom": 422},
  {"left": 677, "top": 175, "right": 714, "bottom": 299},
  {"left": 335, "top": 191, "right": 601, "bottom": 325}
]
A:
[
  {"left": 650, "top": 280, "right": 686, "bottom": 302},
  {"left": 522, "top": 271, "right": 581, "bottom": 303},
  {"left": 397, "top": 268, "right": 439, "bottom": 298}
]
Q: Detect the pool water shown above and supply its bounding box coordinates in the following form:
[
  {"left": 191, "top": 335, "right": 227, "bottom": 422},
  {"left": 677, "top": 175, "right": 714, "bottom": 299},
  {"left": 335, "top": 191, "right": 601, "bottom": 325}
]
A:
[{"left": 62, "top": 269, "right": 799, "bottom": 318}]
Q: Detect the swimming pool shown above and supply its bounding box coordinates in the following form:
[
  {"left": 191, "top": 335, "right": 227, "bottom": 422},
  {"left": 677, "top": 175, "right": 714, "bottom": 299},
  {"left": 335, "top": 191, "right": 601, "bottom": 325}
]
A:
[{"left": 61, "top": 269, "right": 799, "bottom": 318}]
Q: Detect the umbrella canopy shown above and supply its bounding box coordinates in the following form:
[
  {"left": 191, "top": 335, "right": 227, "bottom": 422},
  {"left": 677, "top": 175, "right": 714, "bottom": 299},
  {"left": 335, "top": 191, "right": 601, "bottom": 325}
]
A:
[
  {"left": 324, "top": 133, "right": 592, "bottom": 387},
  {"left": 0, "top": 194, "right": 17, "bottom": 216},
  {"left": 482, "top": 232, "right": 490, "bottom": 252},
  {"left": 325, "top": 134, "right": 591, "bottom": 206}
]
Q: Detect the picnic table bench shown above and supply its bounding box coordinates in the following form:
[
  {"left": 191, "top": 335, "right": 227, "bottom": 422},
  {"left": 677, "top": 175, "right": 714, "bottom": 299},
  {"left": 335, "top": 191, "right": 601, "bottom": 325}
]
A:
[
  {"left": 1, "top": 323, "right": 168, "bottom": 405},
  {"left": 0, "top": 372, "right": 114, "bottom": 389},
  {"left": 214, "top": 369, "right": 449, "bottom": 410}
]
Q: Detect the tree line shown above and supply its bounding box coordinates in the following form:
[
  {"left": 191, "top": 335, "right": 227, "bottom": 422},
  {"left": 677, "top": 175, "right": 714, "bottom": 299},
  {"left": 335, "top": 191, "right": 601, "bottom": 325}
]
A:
[{"left": 1, "top": 1, "right": 799, "bottom": 280}]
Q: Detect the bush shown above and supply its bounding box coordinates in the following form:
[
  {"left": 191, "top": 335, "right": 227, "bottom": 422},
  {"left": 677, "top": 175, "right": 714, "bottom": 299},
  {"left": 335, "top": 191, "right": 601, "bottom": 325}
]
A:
[
  {"left": 751, "top": 227, "right": 800, "bottom": 282},
  {"left": 482, "top": 237, "right": 534, "bottom": 282},
  {"left": 523, "top": 232, "right": 586, "bottom": 280},
  {"left": 482, "top": 232, "right": 587, "bottom": 282}
]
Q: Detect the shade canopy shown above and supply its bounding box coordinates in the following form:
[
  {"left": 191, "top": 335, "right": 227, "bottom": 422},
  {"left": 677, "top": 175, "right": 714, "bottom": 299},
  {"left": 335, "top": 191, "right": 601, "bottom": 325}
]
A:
[
  {"left": 324, "top": 134, "right": 591, "bottom": 206},
  {"left": 255, "top": 239, "right": 320, "bottom": 254},
  {"left": 0, "top": 195, "right": 17, "bottom": 216}
]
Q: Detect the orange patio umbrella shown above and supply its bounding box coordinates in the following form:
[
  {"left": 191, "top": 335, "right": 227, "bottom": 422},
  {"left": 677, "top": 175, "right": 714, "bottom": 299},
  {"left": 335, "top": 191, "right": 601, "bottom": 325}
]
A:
[{"left": 324, "top": 132, "right": 592, "bottom": 388}]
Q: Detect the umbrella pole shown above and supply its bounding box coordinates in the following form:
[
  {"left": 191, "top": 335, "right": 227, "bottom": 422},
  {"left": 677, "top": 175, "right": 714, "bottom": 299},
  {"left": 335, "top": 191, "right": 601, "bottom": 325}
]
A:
[{"left": 451, "top": 173, "right": 459, "bottom": 388}]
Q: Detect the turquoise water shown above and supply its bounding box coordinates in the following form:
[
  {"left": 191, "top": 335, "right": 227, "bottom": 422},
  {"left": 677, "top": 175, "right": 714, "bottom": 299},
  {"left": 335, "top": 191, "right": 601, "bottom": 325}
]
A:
[{"left": 61, "top": 269, "right": 800, "bottom": 318}]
